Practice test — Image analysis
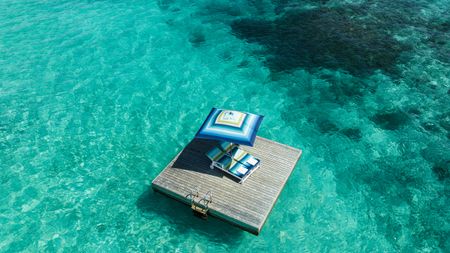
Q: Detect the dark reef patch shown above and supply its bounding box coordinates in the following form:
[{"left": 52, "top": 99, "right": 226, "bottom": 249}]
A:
[
  {"left": 426, "top": 19, "right": 450, "bottom": 64},
  {"left": 188, "top": 30, "right": 206, "bottom": 47},
  {"left": 238, "top": 59, "right": 250, "bottom": 68},
  {"left": 421, "top": 143, "right": 450, "bottom": 181},
  {"left": 370, "top": 110, "right": 410, "bottom": 130},
  {"left": 421, "top": 122, "right": 441, "bottom": 133},
  {"left": 157, "top": 0, "right": 175, "bottom": 10},
  {"left": 334, "top": 154, "right": 450, "bottom": 251},
  {"left": 340, "top": 128, "right": 362, "bottom": 141},
  {"left": 437, "top": 112, "right": 450, "bottom": 132},
  {"left": 316, "top": 118, "right": 339, "bottom": 134},
  {"left": 407, "top": 108, "right": 422, "bottom": 117},
  {"left": 432, "top": 164, "right": 450, "bottom": 181},
  {"left": 231, "top": 7, "right": 410, "bottom": 76}
]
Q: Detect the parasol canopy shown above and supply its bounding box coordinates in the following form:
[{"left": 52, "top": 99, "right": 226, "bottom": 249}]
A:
[{"left": 195, "top": 108, "right": 264, "bottom": 146}]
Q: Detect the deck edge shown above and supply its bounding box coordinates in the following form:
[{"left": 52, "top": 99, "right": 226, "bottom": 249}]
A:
[
  {"left": 256, "top": 149, "right": 303, "bottom": 234},
  {"left": 150, "top": 136, "right": 303, "bottom": 236},
  {"left": 151, "top": 182, "right": 260, "bottom": 235}
]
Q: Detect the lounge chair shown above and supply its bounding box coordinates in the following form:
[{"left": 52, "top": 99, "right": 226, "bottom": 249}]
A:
[
  {"left": 217, "top": 141, "right": 236, "bottom": 154},
  {"left": 206, "top": 142, "right": 261, "bottom": 183}
]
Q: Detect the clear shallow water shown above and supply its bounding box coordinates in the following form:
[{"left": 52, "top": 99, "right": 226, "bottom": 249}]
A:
[{"left": 0, "top": 0, "right": 449, "bottom": 251}]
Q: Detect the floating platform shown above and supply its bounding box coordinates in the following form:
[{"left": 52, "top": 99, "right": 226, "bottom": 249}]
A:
[{"left": 151, "top": 136, "right": 302, "bottom": 235}]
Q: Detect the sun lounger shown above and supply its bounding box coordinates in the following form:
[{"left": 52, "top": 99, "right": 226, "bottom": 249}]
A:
[
  {"left": 217, "top": 141, "right": 236, "bottom": 154},
  {"left": 206, "top": 145, "right": 228, "bottom": 170},
  {"left": 206, "top": 142, "right": 261, "bottom": 183}
]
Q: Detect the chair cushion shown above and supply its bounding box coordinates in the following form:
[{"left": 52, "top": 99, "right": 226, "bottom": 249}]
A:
[
  {"left": 206, "top": 146, "right": 226, "bottom": 161},
  {"left": 228, "top": 146, "right": 247, "bottom": 161},
  {"left": 228, "top": 146, "right": 260, "bottom": 167},
  {"left": 209, "top": 143, "right": 260, "bottom": 180},
  {"left": 239, "top": 155, "right": 260, "bottom": 168},
  {"left": 217, "top": 155, "right": 240, "bottom": 170},
  {"left": 217, "top": 141, "right": 235, "bottom": 153},
  {"left": 229, "top": 163, "right": 251, "bottom": 178}
]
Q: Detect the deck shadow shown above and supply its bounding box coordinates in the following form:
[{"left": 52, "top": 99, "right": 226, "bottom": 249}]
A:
[
  {"left": 171, "top": 138, "right": 224, "bottom": 178},
  {"left": 136, "top": 187, "right": 245, "bottom": 243}
]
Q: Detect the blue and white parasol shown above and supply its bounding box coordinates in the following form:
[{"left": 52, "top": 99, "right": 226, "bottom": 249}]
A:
[{"left": 195, "top": 108, "right": 264, "bottom": 146}]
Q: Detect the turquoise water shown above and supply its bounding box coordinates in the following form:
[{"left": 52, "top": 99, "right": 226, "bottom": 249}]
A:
[{"left": 1, "top": 0, "right": 449, "bottom": 251}]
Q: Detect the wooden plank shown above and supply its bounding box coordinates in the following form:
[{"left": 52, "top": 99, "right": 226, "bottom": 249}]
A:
[{"left": 151, "top": 136, "right": 302, "bottom": 235}]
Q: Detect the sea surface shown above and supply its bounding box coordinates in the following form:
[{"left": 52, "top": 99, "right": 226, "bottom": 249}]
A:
[{"left": 0, "top": 0, "right": 449, "bottom": 252}]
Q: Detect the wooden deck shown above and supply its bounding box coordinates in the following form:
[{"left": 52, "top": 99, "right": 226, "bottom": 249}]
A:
[{"left": 151, "top": 136, "right": 302, "bottom": 235}]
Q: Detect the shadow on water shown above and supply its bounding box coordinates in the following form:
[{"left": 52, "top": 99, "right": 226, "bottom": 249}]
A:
[{"left": 136, "top": 187, "right": 245, "bottom": 243}]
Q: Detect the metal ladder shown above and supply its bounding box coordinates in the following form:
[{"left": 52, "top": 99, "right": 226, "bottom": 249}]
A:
[{"left": 187, "top": 188, "right": 213, "bottom": 219}]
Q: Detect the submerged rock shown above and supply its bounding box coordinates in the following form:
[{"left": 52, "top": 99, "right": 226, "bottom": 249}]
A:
[
  {"left": 188, "top": 30, "right": 206, "bottom": 47},
  {"left": 231, "top": 7, "right": 410, "bottom": 76},
  {"left": 370, "top": 109, "right": 410, "bottom": 130},
  {"left": 432, "top": 165, "right": 450, "bottom": 181},
  {"left": 340, "top": 128, "right": 362, "bottom": 140}
]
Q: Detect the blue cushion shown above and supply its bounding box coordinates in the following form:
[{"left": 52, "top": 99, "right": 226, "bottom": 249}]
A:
[{"left": 206, "top": 146, "right": 226, "bottom": 161}]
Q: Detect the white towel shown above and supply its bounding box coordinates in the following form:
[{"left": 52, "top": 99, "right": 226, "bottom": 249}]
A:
[
  {"left": 237, "top": 166, "right": 248, "bottom": 175},
  {"left": 247, "top": 157, "right": 258, "bottom": 166}
]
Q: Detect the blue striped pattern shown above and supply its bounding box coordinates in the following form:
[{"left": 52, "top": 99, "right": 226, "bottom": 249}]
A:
[
  {"left": 217, "top": 141, "right": 235, "bottom": 153},
  {"left": 218, "top": 155, "right": 250, "bottom": 178},
  {"left": 195, "top": 108, "right": 264, "bottom": 146},
  {"left": 228, "top": 146, "right": 260, "bottom": 168},
  {"left": 206, "top": 143, "right": 260, "bottom": 179},
  {"left": 206, "top": 146, "right": 226, "bottom": 162}
]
